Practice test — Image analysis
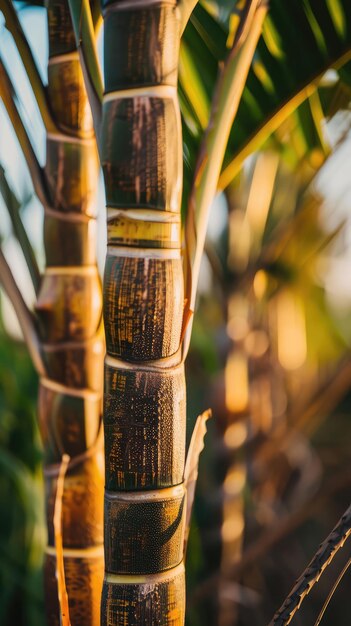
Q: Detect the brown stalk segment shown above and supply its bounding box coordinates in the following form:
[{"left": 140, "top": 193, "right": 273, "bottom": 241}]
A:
[
  {"left": 45, "top": 456, "right": 104, "bottom": 548},
  {"left": 38, "top": 383, "right": 101, "bottom": 460},
  {"left": 34, "top": 2, "right": 104, "bottom": 623},
  {"left": 45, "top": 552, "right": 103, "bottom": 626},
  {"left": 36, "top": 270, "right": 102, "bottom": 343},
  {"left": 47, "top": 61, "right": 93, "bottom": 134},
  {"left": 45, "top": 138, "right": 98, "bottom": 214},
  {"left": 101, "top": 568, "right": 186, "bottom": 626},
  {"left": 103, "top": 5, "right": 179, "bottom": 89},
  {"left": 44, "top": 216, "right": 98, "bottom": 266},
  {"left": 42, "top": 329, "right": 104, "bottom": 391},
  {"left": 104, "top": 487, "right": 186, "bottom": 574},
  {"left": 103, "top": 254, "right": 183, "bottom": 361},
  {"left": 101, "top": 0, "right": 186, "bottom": 622},
  {"left": 101, "top": 97, "right": 181, "bottom": 211},
  {"left": 104, "top": 363, "right": 186, "bottom": 490}
]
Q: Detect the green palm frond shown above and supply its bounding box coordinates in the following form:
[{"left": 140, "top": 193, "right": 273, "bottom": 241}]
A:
[{"left": 180, "top": 0, "right": 351, "bottom": 200}]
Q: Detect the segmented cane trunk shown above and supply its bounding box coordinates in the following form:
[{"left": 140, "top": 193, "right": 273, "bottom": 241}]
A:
[
  {"left": 35, "top": 3, "right": 104, "bottom": 624},
  {"left": 100, "top": 1, "right": 186, "bottom": 624}
]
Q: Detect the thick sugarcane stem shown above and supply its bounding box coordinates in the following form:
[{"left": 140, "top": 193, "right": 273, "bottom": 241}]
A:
[
  {"left": 101, "top": 1, "right": 186, "bottom": 623},
  {"left": 35, "top": 3, "right": 104, "bottom": 624}
]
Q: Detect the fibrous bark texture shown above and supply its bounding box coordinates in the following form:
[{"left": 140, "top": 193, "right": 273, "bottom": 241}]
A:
[{"left": 100, "top": 1, "right": 186, "bottom": 623}]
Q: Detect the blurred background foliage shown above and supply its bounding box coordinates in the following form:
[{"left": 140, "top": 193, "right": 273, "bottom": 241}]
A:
[
  {"left": 3, "top": 1, "right": 351, "bottom": 625},
  {"left": 0, "top": 327, "right": 44, "bottom": 626}
]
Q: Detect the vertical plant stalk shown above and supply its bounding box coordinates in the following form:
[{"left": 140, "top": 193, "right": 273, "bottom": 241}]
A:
[
  {"left": 219, "top": 153, "right": 279, "bottom": 625},
  {"left": 100, "top": 0, "right": 187, "bottom": 623},
  {"left": 219, "top": 334, "right": 249, "bottom": 624},
  {"left": 219, "top": 186, "right": 250, "bottom": 626},
  {"left": 34, "top": 2, "right": 104, "bottom": 624}
]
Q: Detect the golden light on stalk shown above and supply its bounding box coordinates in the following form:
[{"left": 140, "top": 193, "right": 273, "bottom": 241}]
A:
[
  {"left": 250, "top": 375, "right": 272, "bottom": 433},
  {"left": 225, "top": 351, "right": 249, "bottom": 414},
  {"left": 276, "top": 289, "right": 307, "bottom": 370},
  {"left": 223, "top": 465, "right": 246, "bottom": 496},
  {"left": 224, "top": 422, "right": 247, "bottom": 449},
  {"left": 227, "top": 293, "right": 249, "bottom": 341},
  {"left": 253, "top": 269, "right": 267, "bottom": 299},
  {"left": 244, "top": 329, "right": 269, "bottom": 357},
  {"left": 222, "top": 510, "right": 245, "bottom": 544},
  {"left": 246, "top": 152, "right": 278, "bottom": 243},
  {"left": 228, "top": 209, "right": 251, "bottom": 272}
]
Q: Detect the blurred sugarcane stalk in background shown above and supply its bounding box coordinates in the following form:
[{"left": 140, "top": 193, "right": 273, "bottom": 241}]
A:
[
  {"left": 190, "top": 146, "right": 351, "bottom": 624},
  {"left": 36, "top": 3, "right": 104, "bottom": 624},
  {"left": 0, "top": 1, "right": 104, "bottom": 623},
  {"left": 219, "top": 154, "right": 279, "bottom": 626}
]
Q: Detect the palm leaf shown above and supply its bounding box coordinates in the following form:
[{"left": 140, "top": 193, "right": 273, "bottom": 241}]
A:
[{"left": 180, "top": 0, "right": 351, "bottom": 198}]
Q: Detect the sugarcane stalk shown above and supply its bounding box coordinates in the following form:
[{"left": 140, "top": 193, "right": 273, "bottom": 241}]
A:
[
  {"left": 34, "top": 2, "right": 104, "bottom": 624},
  {"left": 100, "top": 1, "right": 186, "bottom": 623}
]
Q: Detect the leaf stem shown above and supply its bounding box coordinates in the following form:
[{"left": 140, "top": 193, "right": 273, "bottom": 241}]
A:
[
  {"left": 68, "top": 0, "right": 103, "bottom": 149},
  {"left": 0, "top": 0, "right": 57, "bottom": 132},
  {"left": 178, "top": 0, "right": 199, "bottom": 34},
  {"left": 314, "top": 556, "right": 351, "bottom": 626},
  {"left": 0, "top": 56, "right": 51, "bottom": 210},
  {"left": 0, "top": 246, "right": 45, "bottom": 376},
  {"left": 53, "top": 454, "right": 71, "bottom": 626},
  {"left": 219, "top": 47, "right": 351, "bottom": 190},
  {"left": 0, "top": 166, "right": 41, "bottom": 295},
  {"left": 268, "top": 502, "right": 351, "bottom": 625},
  {"left": 183, "top": 0, "right": 267, "bottom": 358}
]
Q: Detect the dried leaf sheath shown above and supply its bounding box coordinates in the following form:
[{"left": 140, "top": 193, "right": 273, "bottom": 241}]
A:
[
  {"left": 100, "top": 1, "right": 186, "bottom": 623},
  {"left": 34, "top": 2, "right": 104, "bottom": 624}
]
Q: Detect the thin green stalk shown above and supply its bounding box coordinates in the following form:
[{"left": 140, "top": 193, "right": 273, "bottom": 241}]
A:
[
  {"left": 0, "top": 166, "right": 41, "bottom": 295},
  {"left": 0, "top": 0, "right": 57, "bottom": 133},
  {"left": 0, "top": 247, "right": 45, "bottom": 376},
  {"left": 0, "top": 57, "right": 51, "bottom": 209},
  {"left": 183, "top": 0, "right": 267, "bottom": 357},
  {"left": 67, "top": 0, "right": 103, "bottom": 146}
]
